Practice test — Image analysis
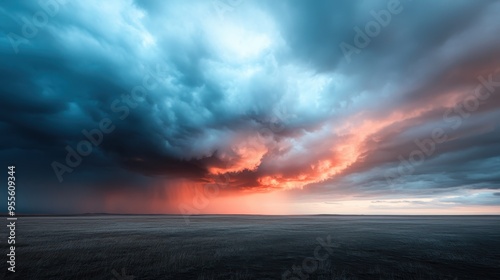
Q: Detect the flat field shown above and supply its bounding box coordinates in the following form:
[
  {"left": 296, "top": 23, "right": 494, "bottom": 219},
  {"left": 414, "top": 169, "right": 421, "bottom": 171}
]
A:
[{"left": 1, "top": 215, "right": 499, "bottom": 279}]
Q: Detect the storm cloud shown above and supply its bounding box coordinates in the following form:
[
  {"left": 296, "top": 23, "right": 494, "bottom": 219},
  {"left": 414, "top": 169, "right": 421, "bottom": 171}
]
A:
[{"left": 1, "top": 0, "right": 499, "bottom": 214}]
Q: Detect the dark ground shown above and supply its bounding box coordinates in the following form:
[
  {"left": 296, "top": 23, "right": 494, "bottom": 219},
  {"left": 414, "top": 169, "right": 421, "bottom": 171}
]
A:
[{"left": 1, "top": 215, "right": 499, "bottom": 279}]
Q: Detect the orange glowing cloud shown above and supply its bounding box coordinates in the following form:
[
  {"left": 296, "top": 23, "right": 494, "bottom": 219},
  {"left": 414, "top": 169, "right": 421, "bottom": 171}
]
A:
[
  {"left": 248, "top": 88, "right": 479, "bottom": 191},
  {"left": 208, "top": 134, "right": 268, "bottom": 174}
]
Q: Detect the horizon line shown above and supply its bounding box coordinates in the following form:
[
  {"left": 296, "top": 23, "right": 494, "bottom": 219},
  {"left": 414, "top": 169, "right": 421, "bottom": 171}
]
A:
[{"left": 2, "top": 213, "right": 500, "bottom": 217}]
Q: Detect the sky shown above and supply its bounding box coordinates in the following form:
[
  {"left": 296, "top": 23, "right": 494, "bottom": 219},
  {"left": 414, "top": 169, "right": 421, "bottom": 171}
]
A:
[{"left": 1, "top": 0, "right": 500, "bottom": 215}]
